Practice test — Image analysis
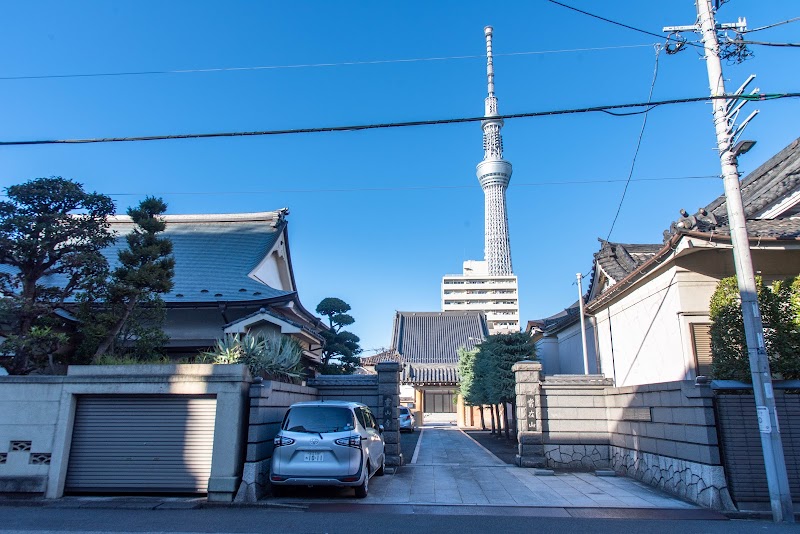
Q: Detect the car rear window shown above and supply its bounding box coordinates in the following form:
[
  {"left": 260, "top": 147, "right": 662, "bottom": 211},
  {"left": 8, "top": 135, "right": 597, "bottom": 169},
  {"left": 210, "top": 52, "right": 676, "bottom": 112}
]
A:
[
  {"left": 283, "top": 406, "right": 355, "bottom": 433},
  {"left": 399, "top": 407, "right": 410, "bottom": 415}
]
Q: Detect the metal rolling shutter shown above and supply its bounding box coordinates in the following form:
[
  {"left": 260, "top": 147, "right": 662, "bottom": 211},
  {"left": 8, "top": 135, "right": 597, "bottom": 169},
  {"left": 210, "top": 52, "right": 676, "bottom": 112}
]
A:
[
  {"left": 690, "top": 323, "right": 713, "bottom": 377},
  {"left": 66, "top": 395, "right": 217, "bottom": 494}
]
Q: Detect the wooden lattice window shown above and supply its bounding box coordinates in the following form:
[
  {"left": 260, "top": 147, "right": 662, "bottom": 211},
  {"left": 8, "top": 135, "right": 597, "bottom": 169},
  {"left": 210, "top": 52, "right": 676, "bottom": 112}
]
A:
[{"left": 691, "top": 323, "right": 713, "bottom": 377}]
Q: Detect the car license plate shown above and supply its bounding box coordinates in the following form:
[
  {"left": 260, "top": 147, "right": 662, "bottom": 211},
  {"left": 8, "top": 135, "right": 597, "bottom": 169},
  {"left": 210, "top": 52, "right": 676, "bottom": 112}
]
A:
[{"left": 304, "top": 452, "right": 324, "bottom": 462}]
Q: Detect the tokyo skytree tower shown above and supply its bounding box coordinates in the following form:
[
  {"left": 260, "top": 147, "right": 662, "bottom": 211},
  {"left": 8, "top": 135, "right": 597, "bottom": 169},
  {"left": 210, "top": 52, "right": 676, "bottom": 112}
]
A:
[{"left": 477, "top": 26, "right": 514, "bottom": 276}]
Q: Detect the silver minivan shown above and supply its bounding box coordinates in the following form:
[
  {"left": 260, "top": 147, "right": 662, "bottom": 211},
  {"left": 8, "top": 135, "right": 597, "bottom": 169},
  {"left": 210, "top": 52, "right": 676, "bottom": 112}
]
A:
[{"left": 270, "top": 401, "right": 385, "bottom": 498}]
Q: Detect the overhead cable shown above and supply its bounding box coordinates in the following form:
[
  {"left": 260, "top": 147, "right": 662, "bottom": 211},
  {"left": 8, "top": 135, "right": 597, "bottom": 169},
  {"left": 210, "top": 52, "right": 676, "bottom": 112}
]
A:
[
  {"left": 0, "top": 92, "right": 796, "bottom": 147},
  {"left": 743, "top": 16, "right": 800, "bottom": 33},
  {"left": 0, "top": 44, "right": 655, "bottom": 82},
  {"left": 606, "top": 45, "right": 661, "bottom": 241},
  {"left": 45, "top": 175, "right": 715, "bottom": 199},
  {"left": 732, "top": 40, "right": 800, "bottom": 48},
  {"left": 546, "top": 0, "right": 704, "bottom": 49}
]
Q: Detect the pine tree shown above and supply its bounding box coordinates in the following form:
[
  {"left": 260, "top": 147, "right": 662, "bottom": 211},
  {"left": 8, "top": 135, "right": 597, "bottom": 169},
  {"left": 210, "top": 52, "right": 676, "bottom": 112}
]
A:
[
  {"left": 0, "top": 177, "right": 115, "bottom": 373},
  {"left": 82, "top": 197, "right": 174, "bottom": 360}
]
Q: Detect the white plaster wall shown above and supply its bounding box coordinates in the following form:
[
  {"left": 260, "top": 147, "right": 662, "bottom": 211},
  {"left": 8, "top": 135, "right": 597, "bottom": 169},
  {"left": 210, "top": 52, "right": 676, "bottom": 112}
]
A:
[
  {"left": 535, "top": 337, "right": 560, "bottom": 375},
  {"left": 250, "top": 232, "right": 293, "bottom": 292},
  {"left": 594, "top": 266, "right": 689, "bottom": 387},
  {"left": 556, "top": 322, "right": 598, "bottom": 375}
]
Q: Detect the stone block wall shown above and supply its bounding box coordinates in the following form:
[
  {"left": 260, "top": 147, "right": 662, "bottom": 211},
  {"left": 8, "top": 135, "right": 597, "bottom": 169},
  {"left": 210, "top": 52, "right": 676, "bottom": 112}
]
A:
[
  {"left": 605, "top": 381, "right": 733, "bottom": 510},
  {"left": 237, "top": 362, "right": 400, "bottom": 502},
  {"left": 234, "top": 379, "right": 318, "bottom": 503},
  {"left": 310, "top": 362, "right": 401, "bottom": 467},
  {"left": 513, "top": 364, "right": 735, "bottom": 510}
]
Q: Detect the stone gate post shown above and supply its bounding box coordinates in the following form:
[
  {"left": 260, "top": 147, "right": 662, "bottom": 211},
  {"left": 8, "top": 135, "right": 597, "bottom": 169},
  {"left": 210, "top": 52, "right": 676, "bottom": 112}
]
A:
[
  {"left": 513, "top": 360, "right": 545, "bottom": 467},
  {"left": 376, "top": 361, "right": 402, "bottom": 467}
]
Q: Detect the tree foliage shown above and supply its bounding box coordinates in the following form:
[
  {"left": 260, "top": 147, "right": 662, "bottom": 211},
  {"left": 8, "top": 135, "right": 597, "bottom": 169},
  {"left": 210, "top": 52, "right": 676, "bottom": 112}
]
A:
[
  {"left": 710, "top": 274, "right": 800, "bottom": 380},
  {"left": 457, "top": 346, "right": 479, "bottom": 405},
  {"left": 477, "top": 332, "right": 537, "bottom": 405},
  {"left": 0, "top": 177, "right": 115, "bottom": 373},
  {"left": 315, "top": 297, "right": 361, "bottom": 374},
  {"left": 78, "top": 197, "right": 174, "bottom": 361},
  {"left": 457, "top": 333, "right": 537, "bottom": 437}
]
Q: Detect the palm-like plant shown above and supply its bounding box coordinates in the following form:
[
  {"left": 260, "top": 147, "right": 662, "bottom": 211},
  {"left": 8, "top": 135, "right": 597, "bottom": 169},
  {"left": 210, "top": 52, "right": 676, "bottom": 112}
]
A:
[{"left": 202, "top": 331, "right": 303, "bottom": 381}]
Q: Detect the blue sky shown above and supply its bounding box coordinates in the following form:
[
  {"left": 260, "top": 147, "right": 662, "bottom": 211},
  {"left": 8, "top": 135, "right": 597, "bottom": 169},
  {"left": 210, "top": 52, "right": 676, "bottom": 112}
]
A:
[{"left": 1, "top": 1, "right": 798, "bottom": 354}]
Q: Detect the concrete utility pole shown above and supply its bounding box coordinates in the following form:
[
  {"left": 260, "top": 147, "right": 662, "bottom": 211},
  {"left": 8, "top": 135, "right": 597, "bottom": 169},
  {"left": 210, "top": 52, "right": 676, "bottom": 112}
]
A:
[
  {"left": 576, "top": 273, "right": 589, "bottom": 374},
  {"left": 666, "top": 0, "right": 793, "bottom": 522}
]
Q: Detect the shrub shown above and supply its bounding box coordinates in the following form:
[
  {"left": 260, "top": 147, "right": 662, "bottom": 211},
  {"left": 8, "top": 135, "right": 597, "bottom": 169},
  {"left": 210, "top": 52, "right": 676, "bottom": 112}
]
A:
[
  {"left": 710, "top": 275, "right": 800, "bottom": 380},
  {"left": 202, "top": 331, "right": 303, "bottom": 381}
]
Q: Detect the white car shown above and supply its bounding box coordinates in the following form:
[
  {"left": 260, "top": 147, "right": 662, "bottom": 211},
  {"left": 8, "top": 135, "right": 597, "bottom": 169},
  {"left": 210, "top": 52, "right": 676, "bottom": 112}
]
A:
[
  {"left": 399, "top": 406, "right": 416, "bottom": 432},
  {"left": 270, "top": 401, "right": 385, "bottom": 498}
]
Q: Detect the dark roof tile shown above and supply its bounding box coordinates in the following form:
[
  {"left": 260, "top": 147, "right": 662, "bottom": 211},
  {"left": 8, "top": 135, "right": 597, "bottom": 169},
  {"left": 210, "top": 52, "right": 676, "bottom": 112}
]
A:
[{"left": 392, "top": 311, "right": 488, "bottom": 364}]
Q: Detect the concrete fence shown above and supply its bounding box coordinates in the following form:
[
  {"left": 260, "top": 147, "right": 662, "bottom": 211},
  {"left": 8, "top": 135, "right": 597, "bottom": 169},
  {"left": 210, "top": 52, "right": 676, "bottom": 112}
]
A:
[
  {"left": 514, "top": 361, "right": 734, "bottom": 510},
  {"left": 0, "top": 364, "right": 250, "bottom": 502}
]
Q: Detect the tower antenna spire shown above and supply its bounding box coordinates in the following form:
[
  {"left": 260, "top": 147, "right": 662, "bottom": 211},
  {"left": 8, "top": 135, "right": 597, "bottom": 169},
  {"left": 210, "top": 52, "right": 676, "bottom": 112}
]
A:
[{"left": 485, "top": 25, "right": 496, "bottom": 98}]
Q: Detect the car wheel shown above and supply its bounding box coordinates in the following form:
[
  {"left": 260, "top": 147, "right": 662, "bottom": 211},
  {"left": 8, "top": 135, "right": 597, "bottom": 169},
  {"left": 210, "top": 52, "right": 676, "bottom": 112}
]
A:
[
  {"left": 355, "top": 466, "right": 369, "bottom": 498},
  {"left": 376, "top": 455, "right": 385, "bottom": 476}
]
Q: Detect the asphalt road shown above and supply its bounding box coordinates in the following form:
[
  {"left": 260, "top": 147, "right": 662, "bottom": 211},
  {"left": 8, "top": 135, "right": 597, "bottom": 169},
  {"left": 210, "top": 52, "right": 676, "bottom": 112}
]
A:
[{"left": 1, "top": 505, "right": 797, "bottom": 534}]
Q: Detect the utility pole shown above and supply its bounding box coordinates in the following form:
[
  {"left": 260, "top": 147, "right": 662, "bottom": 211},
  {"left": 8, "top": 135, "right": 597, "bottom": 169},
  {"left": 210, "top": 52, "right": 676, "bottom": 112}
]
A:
[
  {"left": 576, "top": 273, "right": 589, "bottom": 374},
  {"left": 665, "top": 1, "right": 793, "bottom": 522}
]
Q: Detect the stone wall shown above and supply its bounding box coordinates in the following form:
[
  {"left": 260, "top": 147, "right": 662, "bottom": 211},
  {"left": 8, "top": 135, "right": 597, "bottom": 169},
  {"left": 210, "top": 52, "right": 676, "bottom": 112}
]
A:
[
  {"left": 235, "top": 362, "right": 402, "bottom": 503},
  {"left": 513, "top": 363, "right": 735, "bottom": 510},
  {"left": 234, "top": 379, "right": 318, "bottom": 503},
  {"left": 310, "top": 362, "right": 402, "bottom": 468}
]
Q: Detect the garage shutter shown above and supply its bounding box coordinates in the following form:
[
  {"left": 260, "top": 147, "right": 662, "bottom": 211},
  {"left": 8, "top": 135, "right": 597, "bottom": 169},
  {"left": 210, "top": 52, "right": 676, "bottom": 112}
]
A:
[{"left": 66, "top": 395, "right": 217, "bottom": 494}]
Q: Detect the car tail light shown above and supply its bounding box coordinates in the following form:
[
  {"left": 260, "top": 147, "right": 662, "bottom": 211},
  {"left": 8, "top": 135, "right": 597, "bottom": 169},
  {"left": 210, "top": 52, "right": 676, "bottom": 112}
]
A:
[
  {"left": 274, "top": 435, "right": 296, "bottom": 447},
  {"left": 334, "top": 435, "right": 362, "bottom": 449}
]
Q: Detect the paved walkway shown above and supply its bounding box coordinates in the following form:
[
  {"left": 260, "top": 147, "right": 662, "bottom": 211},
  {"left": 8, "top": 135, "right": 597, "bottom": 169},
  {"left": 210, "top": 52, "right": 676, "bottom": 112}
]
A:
[{"left": 338, "top": 426, "right": 697, "bottom": 508}]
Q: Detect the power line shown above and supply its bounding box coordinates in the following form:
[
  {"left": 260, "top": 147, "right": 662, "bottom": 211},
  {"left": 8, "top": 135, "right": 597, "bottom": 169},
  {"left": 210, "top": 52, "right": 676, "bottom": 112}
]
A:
[
  {"left": 606, "top": 45, "right": 661, "bottom": 241},
  {"left": 733, "top": 39, "right": 800, "bottom": 48},
  {"left": 743, "top": 16, "right": 800, "bottom": 33},
  {"left": 1, "top": 92, "right": 796, "bottom": 147},
  {"left": 0, "top": 175, "right": 721, "bottom": 199},
  {"left": 0, "top": 44, "right": 655, "bottom": 82},
  {"left": 546, "top": 0, "right": 704, "bottom": 49}
]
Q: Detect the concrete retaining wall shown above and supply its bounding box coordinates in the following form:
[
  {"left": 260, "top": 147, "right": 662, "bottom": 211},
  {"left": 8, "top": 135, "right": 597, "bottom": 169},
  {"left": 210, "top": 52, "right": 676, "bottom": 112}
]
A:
[
  {"left": 0, "top": 376, "right": 64, "bottom": 495},
  {"left": 0, "top": 364, "right": 251, "bottom": 502}
]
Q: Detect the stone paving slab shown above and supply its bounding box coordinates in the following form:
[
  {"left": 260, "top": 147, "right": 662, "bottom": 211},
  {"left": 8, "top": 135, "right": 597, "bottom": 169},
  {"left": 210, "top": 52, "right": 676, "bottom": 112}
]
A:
[{"left": 272, "top": 426, "right": 701, "bottom": 510}]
